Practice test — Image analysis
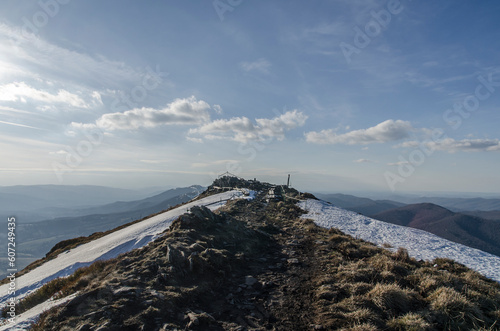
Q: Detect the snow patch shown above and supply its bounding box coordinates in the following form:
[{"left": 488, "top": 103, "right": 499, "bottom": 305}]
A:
[{"left": 298, "top": 199, "right": 500, "bottom": 283}]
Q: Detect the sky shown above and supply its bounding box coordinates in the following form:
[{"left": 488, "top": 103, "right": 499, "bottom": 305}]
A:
[{"left": 1, "top": 0, "right": 500, "bottom": 194}]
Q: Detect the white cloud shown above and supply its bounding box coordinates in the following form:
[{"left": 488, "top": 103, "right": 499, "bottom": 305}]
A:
[
  {"left": 354, "top": 158, "right": 374, "bottom": 163},
  {"left": 398, "top": 138, "right": 500, "bottom": 153},
  {"left": 240, "top": 58, "right": 271, "bottom": 74},
  {"left": 82, "top": 96, "right": 211, "bottom": 131},
  {"left": 0, "top": 82, "right": 88, "bottom": 108},
  {"left": 189, "top": 110, "right": 308, "bottom": 143},
  {"left": 305, "top": 120, "right": 414, "bottom": 145}
]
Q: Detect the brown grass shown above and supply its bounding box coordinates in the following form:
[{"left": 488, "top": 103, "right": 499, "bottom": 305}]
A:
[
  {"left": 386, "top": 312, "right": 431, "bottom": 331},
  {"left": 428, "top": 287, "right": 484, "bottom": 330},
  {"left": 367, "top": 283, "right": 421, "bottom": 317}
]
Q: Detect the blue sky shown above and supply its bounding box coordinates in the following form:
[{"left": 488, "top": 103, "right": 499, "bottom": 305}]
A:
[{"left": 1, "top": 0, "right": 500, "bottom": 194}]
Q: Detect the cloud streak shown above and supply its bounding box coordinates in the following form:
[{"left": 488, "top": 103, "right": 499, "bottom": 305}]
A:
[
  {"left": 240, "top": 58, "right": 271, "bottom": 74},
  {"left": 398, "top": 138, "right": 500, "bottom": 153},
  {"left": 305, "top": 119, "right": 413, "bottom": 145}
]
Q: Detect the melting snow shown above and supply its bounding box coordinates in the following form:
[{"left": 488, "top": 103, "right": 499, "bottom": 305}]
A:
[{"left": 298, "top": 199, "right": 500, "bottom": 283}]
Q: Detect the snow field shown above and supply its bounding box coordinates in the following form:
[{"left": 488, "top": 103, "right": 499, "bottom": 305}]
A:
[{"left": 298, "top": 199, "right": 500, "bottom": 282}]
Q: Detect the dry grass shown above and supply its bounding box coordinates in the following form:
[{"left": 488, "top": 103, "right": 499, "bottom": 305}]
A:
[
  {"left": 428, "top": 287, "right": 485, "bottom": 330},
  {"left": 387, "top": 312, "right": 431, "bottom": 331},
  {"left": 367, "top": 283, "right": 421, "bottom": 317},
  {"left": 393, "top": 247, "right": 411, "bottom": 263}
]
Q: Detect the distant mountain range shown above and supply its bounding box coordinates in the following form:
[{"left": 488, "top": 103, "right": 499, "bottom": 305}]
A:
[
  {"left": 0, "top": 185, "right": 204, "bottom": 278},
  {"left": 384, "top": 195, "right": 500, "bottom": 212},
  {"left": 461, "top": 210, "right": 500, "bottom": 221},
  {"left": 314, "top": 193, "right": 405, "bottom": 215},
  {"left": 0, "top": 184, "right": 164, "bottom": 222},
  {"left": 371, "top": 203, "right": 500, "bottom": 257}
]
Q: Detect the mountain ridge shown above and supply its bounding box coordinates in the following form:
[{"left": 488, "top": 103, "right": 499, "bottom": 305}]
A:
[
  {"left": 8, "top": 181, "right": 500, "bottom": 331},
  {"left": 2, "top": 178, "right": 500, "bottom": 330}
]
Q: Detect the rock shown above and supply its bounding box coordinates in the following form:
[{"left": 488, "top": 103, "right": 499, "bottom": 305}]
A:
[
  {"left": 112, "top": 286, "right": 138, "bottom": 297},
  {"left": 287, "top": 258, "right": 300, "bottom": 265},
  {"left": 188, "top": 252, "right": 199, "bottom": 272},
  {"left": 190, "top": 205, "right": 214, "bottom": 220},
  {"left": 186, "top": 312, "right": 216, "bottom": 329},
  {"left": 245, "top": 275, "right": 258, "bottom": 286},
  {"left": 187, "top": 312, "right": 200, "bottom": 326},
  {"left": 166, "top": 245, "right": 181, "bottom": 264}
]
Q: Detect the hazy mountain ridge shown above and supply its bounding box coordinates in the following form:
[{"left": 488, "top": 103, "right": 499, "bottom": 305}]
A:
[
  {"left": 385, "top": 195, "right": 500, "bottom": 212},
  {"left": 314, "top": 193, "right": 405, "bottom": 215},
  {"left": 461, "top": 210, "right": 500, "bottom": 221},
  {"left": 0, "top": 185, "right": 162, "bottom": 223}
]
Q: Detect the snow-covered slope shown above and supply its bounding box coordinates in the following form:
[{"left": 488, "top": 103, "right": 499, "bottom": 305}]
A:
[
  {"left": 298, "top": 199, "right": 500, "bottom": 283},
  {"left": 0, "top": 190, "right": 251, "bottom": 306}
]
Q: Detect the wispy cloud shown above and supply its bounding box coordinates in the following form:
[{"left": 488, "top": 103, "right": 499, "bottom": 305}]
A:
[
  {"left": 387, "top": 161, "right": 410, "bottom": 166},
  {"left": 240, "top": 58, "right": 271, "bottom": 74},
  {"left": 397, "top": 138, "right": 500, "bottom": 153},
  {"left": 0, "top": 82, "right": 89, "bottom": 108},
  {"left": 354, "top": 158, "right": 375, "bottom": 163},
  {"left": 305, "top": 119, "right": 414, "bottom": 145},
  {"left": 0, "top": 23, "right": 150, "bottom": 90},
  {"left": 191, "top": 160, "right": 238, "bottom": 168},
  {"left": 0, "top": 120, "right": 44, "bottom": 130}
]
